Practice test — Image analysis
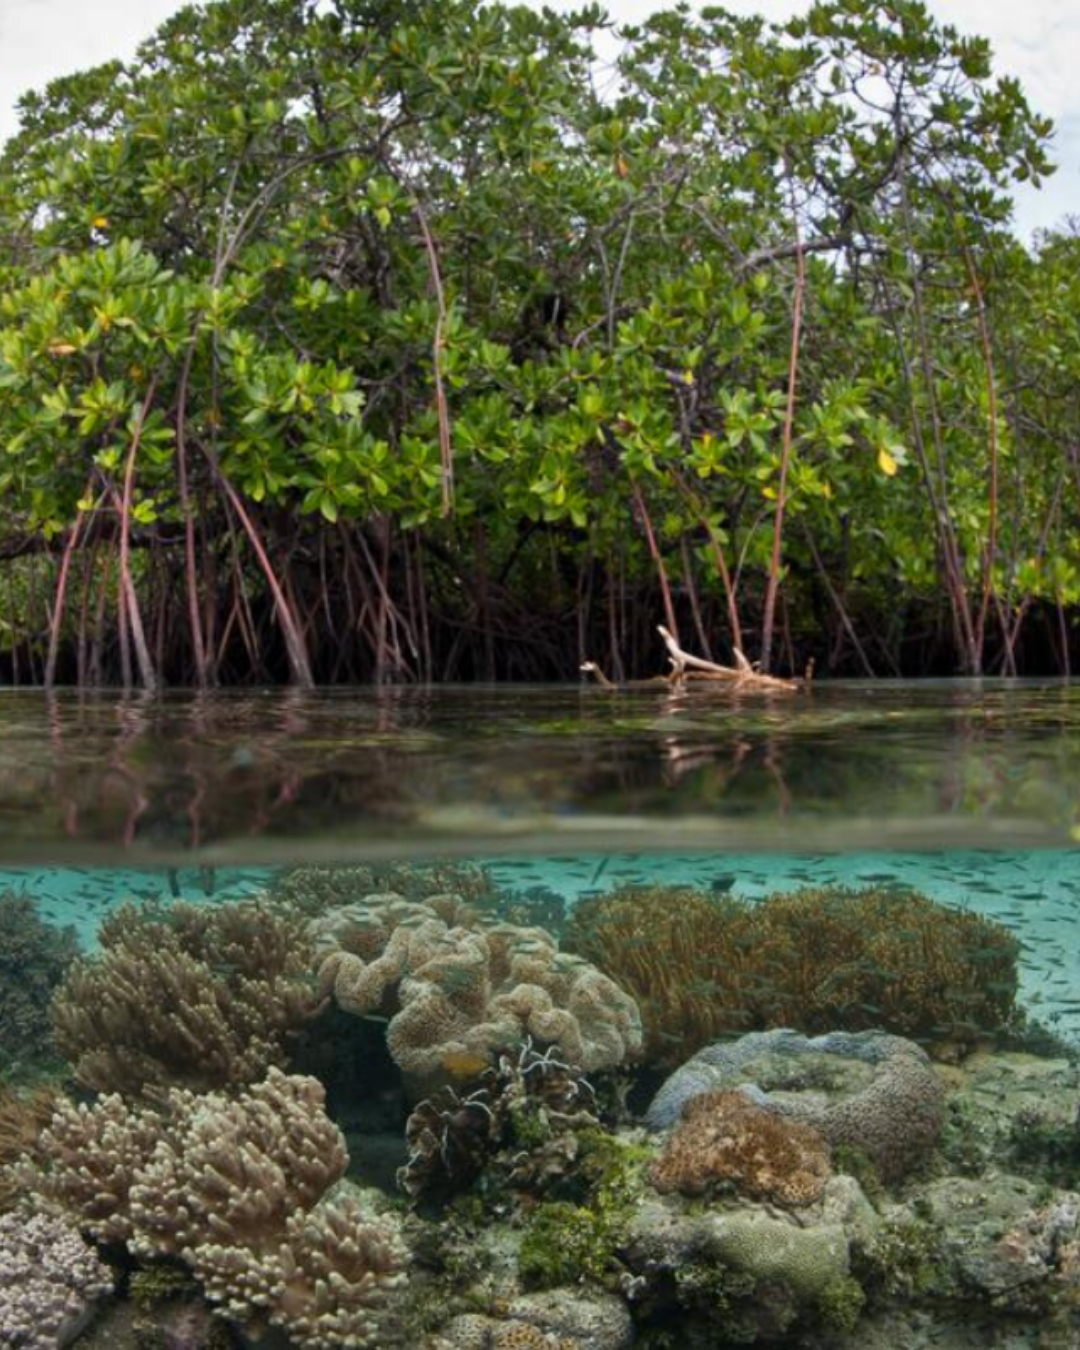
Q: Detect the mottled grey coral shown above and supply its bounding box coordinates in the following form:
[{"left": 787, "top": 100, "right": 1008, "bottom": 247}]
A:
[
  {"left": 646, "top": 1029, "right": 944, "bottom": 1182},
  {"left": 0, "top": 1210, "right": 112, "bottom": 1349}
]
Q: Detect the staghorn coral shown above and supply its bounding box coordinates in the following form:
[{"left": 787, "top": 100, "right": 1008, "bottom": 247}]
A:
[
  {"left": 313, "top": 893, "right": 642, "bottom": 1089},
  {"left": 398, "top": 1041, "right": 600, "bottom": 1200},
  {"left": 744, "top": 886, "right": 1019, "bottom": 1046},
  {"left": 565, "top": 886, "right": 759, "bottom": 1068},
  {"left": 0, "top": 891, "right": 78, "bottom": 1078},
  {"left": 51, "top": 899, "right": 321, "bottom": 1097},
  {"left": 22, "top": 1069, "right": 407, "bottom": 1349},
  {"left": 0, "top": 1210, "right": 113, "bottom": 1349},
  {"left": 649, "top": 1089, "right": 832, "bottom": 1208},
  {"left": 646, "top": 1030, "right": 945, "bottom": 1184},
  {"left": 566, "top": 884, "right": 1018, "bottom": 1066}
]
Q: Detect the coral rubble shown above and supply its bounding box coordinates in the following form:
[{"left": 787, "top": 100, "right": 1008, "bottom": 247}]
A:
[{"left": 51, "top": 900, "right": 321, "bottom": 1096}]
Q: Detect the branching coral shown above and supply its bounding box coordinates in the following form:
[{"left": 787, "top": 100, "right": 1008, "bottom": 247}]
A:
[
  {"left": 565, "top": 887, "right": 758, "bottom": 1067},
  {"left": 649, "top": 1089, "right": 833, "bottom": 1207},
  {"left": 22, "top": 1069, "right": 406, "bottom": 1348},
  {"left": 0, "top": 891, "right": 78, "bottom": 1078},
  {"left": 313, "top": 893, "right": 642, "bottom": 1089},
  {"left": 0, "top": 1210, "right": 112, "bottom": 1349},
  {"left": 566, "top": 884, "right": 1018, "bottom": 1065},
  {"left": 51, "top": 899, "right": 321, "bottom": 1096},
  {"left": 0, "top": 1085, "right": 63, "bottom": 1212}
]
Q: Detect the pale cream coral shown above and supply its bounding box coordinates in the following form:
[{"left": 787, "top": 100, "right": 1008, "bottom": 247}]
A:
[
  {"left": 313, "top": 895, "right": 642, "bottom": 1082},
  {"left": 21, "top": 1070, "right": 405, "bottom": 1349}
]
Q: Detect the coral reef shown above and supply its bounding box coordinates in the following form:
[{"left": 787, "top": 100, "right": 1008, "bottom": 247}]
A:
[
  {"left": 51, "top": 900, "right": 320, "bottom": 1096},
  {"left": 649, "top": 1089, "right": 833, "bottom": 1207},
  {"left": 0, "top": 1210, "right": 113, "bottom": 1349},
  {"left": 22, "top": 1069, "right": 407, "bottom": 1349},
  {"left": 313, "top": 892, "right": 642, "bottom": 1089},
  {"left": 905, "top": 1173, "right": 1080, "bottom": 1315},
  {"left": 566, "top": 884, "right": 1018, "bottom": 1065},
  {"left": 399, "top": 1041, "right": 601, "bottom": 1201},
  {"left": 0, "top": 890, "right": 78, "bottom": 1078},
  {"left": 646, "top": 1030, "right": 945, "bottom": 1183},
  {"left": 271, "top": 863, "right": 496, "bottom": 916},
  {"left": 622, "top": 1189, "right": 862, "bottom": 1342},
  {"left": 0, "top": 1084, "right": 62, "bottom": 1211},
  {"left": 432, "top": 1290, "right": 632, "bottom": 1349}
]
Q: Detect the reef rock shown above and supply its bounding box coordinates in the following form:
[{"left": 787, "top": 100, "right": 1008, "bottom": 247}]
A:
[
  {"left": 905, "top": 1173, "right": 1080, "bottom": 1315},
  {"left": 622, "top": 1179, "right": 874, "bottom": 1341},
  {"left": 646, "top": 1029, "right": 944, "bottom": 1182}
]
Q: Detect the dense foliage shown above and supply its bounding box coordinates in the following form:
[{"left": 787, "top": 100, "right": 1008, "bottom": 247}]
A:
[{"left": 0, "top": 0, "right": 1072, "bottom": 685}]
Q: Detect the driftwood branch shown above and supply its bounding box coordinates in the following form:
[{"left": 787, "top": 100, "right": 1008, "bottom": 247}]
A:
[
  {"left": 581, "top": 629, "right": 807, "bottom": 693},
  {"left": 658, "top": 626, "right": 803, "bottom": 691}
]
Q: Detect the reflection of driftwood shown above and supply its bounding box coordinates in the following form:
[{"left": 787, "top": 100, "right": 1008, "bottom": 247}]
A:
[{"left": 581, "top": 628, "right": 808, "bottom": 693}]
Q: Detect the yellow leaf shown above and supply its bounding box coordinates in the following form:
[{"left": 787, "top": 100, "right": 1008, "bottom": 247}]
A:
[
  {"left": 877, "top": 447, "right": 899, "bottom": 477},
  {"left": 46, "top": 341, "right": 77, "bottom": 356}
]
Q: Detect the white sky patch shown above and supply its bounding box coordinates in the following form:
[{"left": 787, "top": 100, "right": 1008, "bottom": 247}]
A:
[{"left": 0, "top": 0, "right": 1076, "bottom": 239}]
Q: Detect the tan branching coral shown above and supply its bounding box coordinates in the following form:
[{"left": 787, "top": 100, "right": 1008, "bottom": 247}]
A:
[
  {"left": 567, "top": 884, "right": 1018, "bottom": 1065},
  {"left": 650, "top": 1089, "right": 832, "bottom": 1208},
  {"left": 313, "top": 894, "right": 642, "bottom": 1086},
  {"left": 22, "top": 1069, "right": 407, "bottom": 1348},
  {"left": 51, "top": 900, "right": 321, "bottom": 1096},
  {"left": 565, "top": 887, "right": 758, "bottom": 1067}
]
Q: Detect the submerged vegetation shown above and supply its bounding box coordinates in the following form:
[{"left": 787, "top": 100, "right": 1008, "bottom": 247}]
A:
[{"left": 0, "top": 0, "right": 1073, "bottom": 686}]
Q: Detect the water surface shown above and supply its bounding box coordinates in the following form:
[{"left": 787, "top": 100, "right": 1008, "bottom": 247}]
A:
[{"left": 1, "top": 679, "right": 1078, "bottom": 862}]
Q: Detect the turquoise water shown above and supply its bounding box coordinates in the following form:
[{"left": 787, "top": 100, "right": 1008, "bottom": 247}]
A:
[{"left": 4, "top": 685, "right": 1080, "bottom": 1347}]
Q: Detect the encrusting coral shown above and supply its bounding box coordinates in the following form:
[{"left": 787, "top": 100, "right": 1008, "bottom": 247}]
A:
[
  {"left": 0, "top": 1210, "right": 113, "bottom": 1349},
  {"left": 0, "top": 890, "right": 78, "bottom": 1078},
  {"left": 647, "top": 1030, "right": 945, "bottom": 1184},
  {"left": 313, "top": 892, "right": 642, "bottom": 1090},
  {"left": 566, "top": 884, "right": 1018, "bottom": 1065},
  {"left": 21, "top": 1068, "right": 407, "bottom": 1349},
  {"left": 649, "top": 1089, "right": 833, "bottom": 1208},
  {"left": 51, "top": 899, "right": 321, "bottom": 1097}
]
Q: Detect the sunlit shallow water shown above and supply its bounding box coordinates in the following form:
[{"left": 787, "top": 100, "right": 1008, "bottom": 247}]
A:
[{"left": 4, "top": 682, "right": 1080, "bottom": 1347}]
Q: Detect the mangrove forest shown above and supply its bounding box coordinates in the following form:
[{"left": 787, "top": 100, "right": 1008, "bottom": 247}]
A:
[{"left": 0, "top": 0, "right": 1075, "bottom": 687}]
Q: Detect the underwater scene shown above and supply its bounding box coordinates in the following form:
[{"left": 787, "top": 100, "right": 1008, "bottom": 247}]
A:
[{"left": 5, "top": 685, "right": 1080, "bottom": 1348}]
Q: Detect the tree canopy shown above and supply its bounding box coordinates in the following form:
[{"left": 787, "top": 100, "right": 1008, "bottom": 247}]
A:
[{"left": 0, "top": 0, "right": 1072, "bottom": 686}]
